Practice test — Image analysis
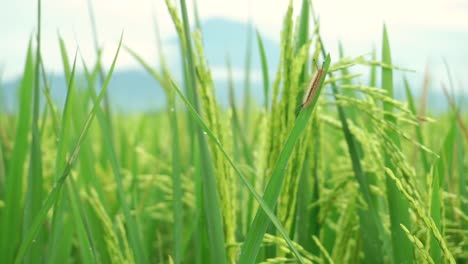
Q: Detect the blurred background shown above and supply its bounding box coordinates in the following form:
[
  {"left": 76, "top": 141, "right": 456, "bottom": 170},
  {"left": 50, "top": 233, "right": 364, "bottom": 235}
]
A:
[{"left": 1, "top": 0, "right": 467, "bottom": 112}]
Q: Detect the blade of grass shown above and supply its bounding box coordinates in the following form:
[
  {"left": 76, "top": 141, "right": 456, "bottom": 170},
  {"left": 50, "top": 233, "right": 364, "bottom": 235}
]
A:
[
  {"left": 382, "top": 25, "right": 413, "bottom": 264},
  {"left": 163, "top": 2, "right": 207, "bottom": 260},
  {"left": 226, "top": 54, "right": 257, "bottom": 236},
  {"left": 430, "top": 167, "right": 442, "bottom": 264},
  {"left": 369, "top": 47, "right": 377, "bottom": 87},
  {"left": 66, "top": 177, "right": 97, "bottom": 262},
  {"left": 0, "top": 131, "right": 4, "bottom": 199},
  {"left": 178, "top": 0, "right": 227, "bottom": 262},
  {"left": 225, "top": 55, "right": 254, "bottom": 166},
  {"left": 455, "top": 120, "right": 467, "bottom": 258},
  {"left": 296, "top": 113, "right": 320, "bottom": 255},
  {"left": 47, "top": 41, "right": 96, "bottom": 263},
  {"left": 256, "top": 30, "right": 270, "bottom": 110},
  {"left": 89, "top": 56, "right": 149, "bottom": 264},
  {"left": 441, "top": 84, "right": 468, "bottom": 141},
  {"left": 338, "top": 42, "right": 358, "bottom": 120},
  {"left": 311, "top": 6, "right": 386, "bottom": 262},
  {"left": 240, "top": 55, "right": 331, "bottom": 263},
  {"left": 226, "top": 54, "right": 241, "bottom": 162},
  {"left": 227, "top": 54, "right": 251, "bottom": 237},
  {"left": 404, "top": 77, "right": 430, "bottom": 188},
  {"left": 14, "top": 34, "right": 123, "bottom": 263},
  {"left": 147, "top": 25, "right": 185, "bottom": 261},
  {"left": 87, "top": 0, "right": 112, "bottom": 122},
  {"left": 296, "top": 0, "right": 309, "bottom": 52},
  {"left": 432, "top": 114, "right": 456, "bottom": 263},
  {"left": 295, "top": 0, "right": 309, "bottom": 86},
  {"left": 0, "top": 39, "right": 35, "bottom": 264},
  {"left": 290, "top": 0, "right": 312, "bottom": 246},
  {"left": 243, "top": 9, "right": 253, "bottom": 126},
  {"left": 419, "top": 65, "right": 430, "bottom": 116},
  {"left": 39, "top": 57, "right": 59, "bottom": 136},
  {"left": 55, "top": 38, "right": 78, "bottom": 175},
  {"left": 291, "top": 0, "right": 314, "bottom": 250},
  {"left": 126, "top": 40, "right": 192, "bottom": 264},
  {"left": 0, "top": 67, "right": 3, "bottom": 112},
  {"left": 169, "top": 91, "right": 183, "bottom": 264},
  {"left": 80, "top": 56, "right": 116, "bottom": 263},
  {"left": 47, "top": 45, "right": 79, "bottom": 263},
  {"left": 23, "top": 2, "right": 45, "bottom": 261},
  {"left": 193, "top": 0, "right": 202, "bottom": 29},
  {"left": 167, "top": 68, "right": 314, "bottom": 263},
  {"left": 152, "top": 12, "right": 184, "bottom": 262}
]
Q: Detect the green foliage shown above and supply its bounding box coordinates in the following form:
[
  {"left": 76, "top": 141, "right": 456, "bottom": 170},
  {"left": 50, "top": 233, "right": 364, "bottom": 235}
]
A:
[
  {"left": 0, "top": 0, "right": 466, "bottom": 263},
  {"left": 382, "top": 25, "right": 413, "bottom": 264}
]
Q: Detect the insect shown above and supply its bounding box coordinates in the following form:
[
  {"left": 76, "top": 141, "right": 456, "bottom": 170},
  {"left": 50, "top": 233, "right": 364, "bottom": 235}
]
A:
[{"left": 301, "top": 62, "right": 324, "bottom": 108}]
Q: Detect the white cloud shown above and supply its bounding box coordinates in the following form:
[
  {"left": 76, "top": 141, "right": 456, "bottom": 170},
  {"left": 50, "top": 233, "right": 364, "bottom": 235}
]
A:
[
  {"left": 0, "top": 0, "right": 467, "bottom": 85},
  {"left": 210, "top": 66, "right": 262, "bottom": 82}
]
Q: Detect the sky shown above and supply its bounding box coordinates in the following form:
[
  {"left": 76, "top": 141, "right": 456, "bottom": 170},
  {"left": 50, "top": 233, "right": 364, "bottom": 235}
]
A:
[{"left": 1, "top": 0, "right": 467, "bottom": 92}]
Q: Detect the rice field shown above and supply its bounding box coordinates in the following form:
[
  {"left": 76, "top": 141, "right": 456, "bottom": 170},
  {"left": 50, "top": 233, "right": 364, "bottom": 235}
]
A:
[{"left": 0, "top": 0, "right": 467, "bottom": 263}]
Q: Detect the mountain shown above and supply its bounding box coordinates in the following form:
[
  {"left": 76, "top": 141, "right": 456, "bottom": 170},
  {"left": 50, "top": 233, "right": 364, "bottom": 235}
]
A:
[
  {"left": 1, "top": 18, "right": 280, "bottom": 113},
  {"left": 1, "top": 18, "right": 466, "bottom": 113},
  {"left": 1, "top": 70, "right": 167, "bottom": 113}
]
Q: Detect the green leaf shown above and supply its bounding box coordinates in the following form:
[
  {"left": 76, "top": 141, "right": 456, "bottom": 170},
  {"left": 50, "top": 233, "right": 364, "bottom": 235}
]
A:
[
  {"left": 14, "top": 33, "right": 124, "bottom": 264},
  {"left": 382, "top": 25, "right": 413, "bottom": 264},
  {"left": 166, "top": 58, "right": 330, "bottom": 262},
  {"left": 404, "top": 78, "right": 429, "bottom": 170},
  {"left": 178, "top": 0, "right": 227, "bottom": 263},
  {"left": 432, "top": 114, "right": 456, "bottom": 263},
  {"left": 23, "top": 6, "right": 45, "bottom": 259},
  {"left": 0, "top": 39, "right": 35, "bottom": 263},
  {"left": 240, "top": 55, "right": 331, "bottom": 263},
  {"left": 313, "top": 9, "right": 386, "bottom": 261},
  {"left": 256, "top": 30, "right": 270, "bottom": 109}
]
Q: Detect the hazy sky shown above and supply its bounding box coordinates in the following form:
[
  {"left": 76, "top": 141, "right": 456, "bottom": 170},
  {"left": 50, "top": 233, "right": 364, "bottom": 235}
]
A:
[{"left": 1, "top": 0, "right": 467, "bottom": 90}]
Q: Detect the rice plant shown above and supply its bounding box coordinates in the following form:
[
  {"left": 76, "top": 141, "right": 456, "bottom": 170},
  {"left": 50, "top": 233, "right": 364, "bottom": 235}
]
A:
[{"left": 0, "top": 0, "right": 466, "bottom": 263}]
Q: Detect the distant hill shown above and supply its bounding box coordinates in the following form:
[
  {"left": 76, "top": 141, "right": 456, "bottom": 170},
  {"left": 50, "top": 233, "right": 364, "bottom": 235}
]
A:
[
  {"left": 1, "top": 70, "right": 167, "bottom": 113},
  {"left": 1, "top": 18, "right": 466, "bottom": 114},
  {"left": 1, "top": 18, "right": 279, "bottom": 113}
]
